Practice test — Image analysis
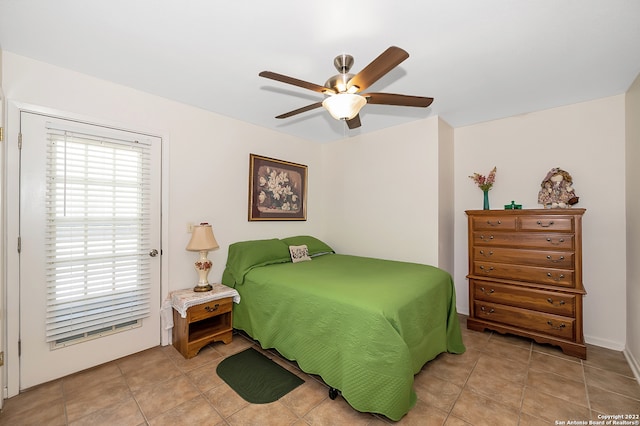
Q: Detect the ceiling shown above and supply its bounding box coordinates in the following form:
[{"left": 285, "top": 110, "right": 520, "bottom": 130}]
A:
[{"left": 1, "top": 1, "right": 639, "bottom": 143}]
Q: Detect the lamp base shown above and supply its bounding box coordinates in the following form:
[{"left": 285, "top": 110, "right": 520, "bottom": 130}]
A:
[{"left": 193, "top": 284, "right": 213, "bottom": 292}]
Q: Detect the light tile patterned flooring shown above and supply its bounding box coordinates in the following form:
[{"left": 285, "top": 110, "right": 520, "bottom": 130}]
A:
[{"left": 1, "top": 315, "right": 639, "bottom": 425}]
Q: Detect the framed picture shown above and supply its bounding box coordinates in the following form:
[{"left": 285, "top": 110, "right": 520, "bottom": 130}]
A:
[{"left": 248, "top": 154, "right": 307, "bottom": 221}]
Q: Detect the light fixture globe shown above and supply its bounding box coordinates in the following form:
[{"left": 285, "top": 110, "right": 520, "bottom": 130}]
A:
[{"left": 322, "top": 93, "right": 367, "bottom": 121}]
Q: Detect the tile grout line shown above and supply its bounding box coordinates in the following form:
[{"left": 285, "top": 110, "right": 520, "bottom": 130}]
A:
[
  {"left": 580, "top": 358, "right": 594, "bottom": 419},
  {"left": 441, "top": 332, "right": 485, "bottom": 425},
  {"left": 516, "top": 341, "right": 534, "bottom": 425},
  {"left": 170, "top": 344, "right": 230, "bottom": 424}
]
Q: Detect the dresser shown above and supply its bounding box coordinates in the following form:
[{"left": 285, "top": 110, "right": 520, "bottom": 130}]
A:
[{"left": 466, "top": 209, "right": 587, "bottom": 358}]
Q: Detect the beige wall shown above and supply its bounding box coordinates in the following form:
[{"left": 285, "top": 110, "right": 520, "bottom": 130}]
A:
[
  {"left": 321, "top": 116, "right": 445, "bottom": 266},
  {"left": 454, "top": 96, "right": 627, "bottom": 350},
  {"left": 438, "top": 119, "right": 455, "bottom": 273},
  {"left": 625, "top": 73, "right": 640, "bottom": 377}
]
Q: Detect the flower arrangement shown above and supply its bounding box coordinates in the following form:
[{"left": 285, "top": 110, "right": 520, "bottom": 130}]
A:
[{"left": 469, "top": 167, "right": 497, "bottom": 192}]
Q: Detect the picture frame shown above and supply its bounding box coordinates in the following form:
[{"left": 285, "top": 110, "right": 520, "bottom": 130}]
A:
[{"left": 248, "top": 154, "right": 307, "bottom": 221}]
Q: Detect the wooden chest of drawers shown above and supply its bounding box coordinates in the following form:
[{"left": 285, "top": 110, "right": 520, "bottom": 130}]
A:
[{"left": 466, "top": 209, "right": 586, "bottom": 358}]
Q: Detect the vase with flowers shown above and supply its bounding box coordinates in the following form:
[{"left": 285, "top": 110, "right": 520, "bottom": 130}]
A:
[{"left": 469, "top": 167, "right": 497, "bottom": 210}]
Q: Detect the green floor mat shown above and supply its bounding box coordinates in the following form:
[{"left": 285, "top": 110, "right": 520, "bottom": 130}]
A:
[{"left": 216, "top": 348, "right": 304, "bottom": 404}]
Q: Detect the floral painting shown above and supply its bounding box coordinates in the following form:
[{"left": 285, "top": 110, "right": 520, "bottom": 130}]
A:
[{"left": 248, "top": 154, "right": 307, "bottom": 221}]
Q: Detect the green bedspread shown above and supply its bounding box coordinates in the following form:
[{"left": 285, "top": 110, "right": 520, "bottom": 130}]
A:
[{"left": 222, "top": 250, "right": 465, "bottom": 421}]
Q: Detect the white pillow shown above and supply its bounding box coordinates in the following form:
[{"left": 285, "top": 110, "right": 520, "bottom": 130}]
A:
[{"left": 289, "top": 245, "right": 312, "bottom": 263}]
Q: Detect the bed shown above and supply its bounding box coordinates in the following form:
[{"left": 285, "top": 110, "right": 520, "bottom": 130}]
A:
[{"left": 221, "top": 236, "right": 465, "bottom": 421}]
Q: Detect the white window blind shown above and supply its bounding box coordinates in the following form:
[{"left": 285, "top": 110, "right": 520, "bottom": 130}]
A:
[{"left": 45, "top": 128, "right": 152, "bottom": 344}]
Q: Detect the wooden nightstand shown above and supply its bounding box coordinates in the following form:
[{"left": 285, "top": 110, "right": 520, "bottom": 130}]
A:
[{"left": 170, "top": 284, "right": 240, "bottom": 359}]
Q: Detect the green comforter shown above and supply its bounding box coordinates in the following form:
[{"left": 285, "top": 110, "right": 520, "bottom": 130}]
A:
[{"left": 222, "top": 253, "right": 465, "bottom": 421}]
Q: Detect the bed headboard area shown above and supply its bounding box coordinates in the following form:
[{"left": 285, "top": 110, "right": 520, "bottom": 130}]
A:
[{"left": 223, "top": 236, "right": 335, "bottom": 285}]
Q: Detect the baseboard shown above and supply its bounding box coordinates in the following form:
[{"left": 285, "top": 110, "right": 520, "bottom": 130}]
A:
[
  {"left": 623, "top": 348, "right": 640, "bottom": 385},
  {"left": 584, "top": 334, "right": 625, "bottom": 351}
]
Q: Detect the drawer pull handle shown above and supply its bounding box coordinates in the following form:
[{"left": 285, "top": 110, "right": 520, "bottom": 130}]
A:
[
  {"left": 486, "top": 220, "right": 502, "bottom": 226},
  {"left": 480, "top": 287, "right": 495, "bottom": 295},
  {"left": 204, "top": 304, "right": 220, "bottom": 313},
  {"left": 480, "top": 235, "right": 494, "bottom": 241},
  {"left": 479, "top": 250, "right": 494, "bottom": 257},
  {"left": 479, "top": 266, "right": 495, "bottom": 273},
  {"left": 546, "top": 272, "right": 565, "bottom": 281},
  {"left": 480, "top": 306, "right": 495, "bottom": 314},
  {"left": 547, "top": 320, "right": 566, "bottom": 330},
  {"left": 546, "top": 298, "right": 566, "bottom": 306},
  {"left": 546, "top": 237, "right": 565, "bottom": 246},
  {"left": 546, "top": 255, "right": 565, "bottom": 263},
  {"left": 537, "top": 220, "right": 555, "bottom": 228}
]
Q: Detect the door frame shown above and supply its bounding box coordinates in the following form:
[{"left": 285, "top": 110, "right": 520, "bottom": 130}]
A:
[{"left": 4, "top": 100, "right": 170, "bottom": 398}]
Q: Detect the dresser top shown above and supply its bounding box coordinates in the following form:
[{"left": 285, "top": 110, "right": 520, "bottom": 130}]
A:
[{"left": 466, "top": 208, "right": 585, "bottom": 216}]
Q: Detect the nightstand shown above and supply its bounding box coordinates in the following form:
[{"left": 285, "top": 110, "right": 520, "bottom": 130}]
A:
[{"left": 170, "top": 284, "right": 240, "bottom": 359}]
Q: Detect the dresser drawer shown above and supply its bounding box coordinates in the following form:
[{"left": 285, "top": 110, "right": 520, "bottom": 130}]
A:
[
  {"left": 471, "top": 280, "right": 575, "bottom": 316},
  {"left": 188, "top": 297, "right": 233, "bottom": 322},
  {"left": 471, "top": 216, "right": 517, "bottom": 231},
  {"left": 473, "top": 262, "right": 575, "bottom": 288},
  {"left": 474, "top": 301, "right": 575, "bottom": 340},
  {"left": 473, "top": 232, "right": 575, "bottom": 250},
  {"left": 519, "top": 216, "right": 574, "bottom": 232},
  {"left": 473, "top": 247, "right": 574, "bottom": 269}
]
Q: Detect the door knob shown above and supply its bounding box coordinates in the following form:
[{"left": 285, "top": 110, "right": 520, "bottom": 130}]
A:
[{"left": 149, "top": 249, "right": 159, "bottom": 257}]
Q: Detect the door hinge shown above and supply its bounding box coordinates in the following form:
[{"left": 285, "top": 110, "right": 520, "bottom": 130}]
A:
[
  {"left": 18, "top": 132, "right": 22, "bottom": 149},
  {"left": 0, "top": 126, "right": 4, "bottom": 142},
  {"left": 0, "top": 351, "right": 4, "bottom": 366},
  {"left": 17, "top": 236, "right": 21, "bottom": 253},
  {"left": 18, "top": 341, "right": 21, "bottom": 357}
]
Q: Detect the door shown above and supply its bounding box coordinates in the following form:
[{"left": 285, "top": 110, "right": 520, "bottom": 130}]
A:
[
  {"left": 0, "top": 87, "right": 5, "bottom": 408},
  {"left": 19, "top": 112, "right": 162, "bottom": 389}
]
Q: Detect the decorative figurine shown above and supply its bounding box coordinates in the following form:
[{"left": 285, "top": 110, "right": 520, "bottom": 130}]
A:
[{"left": 537, "top": 168, "right": 579, "bottom": 208}]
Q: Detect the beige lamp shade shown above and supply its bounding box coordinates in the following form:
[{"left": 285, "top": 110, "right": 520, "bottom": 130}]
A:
[
  {"left": 322, "top": 93, "right": 367, "bottom": 120},
  {"left": 186, "top": 223, "right": 219, "bottom": 251},
  {"left": 186, "top": 223, "right": 219, "bottom": 292}
]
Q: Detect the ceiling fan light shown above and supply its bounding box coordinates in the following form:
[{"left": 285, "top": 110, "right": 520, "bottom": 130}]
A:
[{"left": 322, "top": 93, "right": 367, "bottom": 121}]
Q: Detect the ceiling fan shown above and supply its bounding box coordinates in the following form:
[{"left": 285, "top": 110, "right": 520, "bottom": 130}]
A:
[{"left": 259, "top": 46, "right": 434, "bottom": 129}]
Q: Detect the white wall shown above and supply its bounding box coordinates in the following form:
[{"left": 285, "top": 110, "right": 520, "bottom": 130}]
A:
[
  {"left": 321, "top": 116, "right": 445, "bottom": 267},
  {"left": 625, "top": 73, "right": 640, "bottom": 376},
  {"left": 438, "top": 119, "right": 455, "bottom": 274},
  {"left": 454, "top": 95, "right": 627, "bottom": 350}
]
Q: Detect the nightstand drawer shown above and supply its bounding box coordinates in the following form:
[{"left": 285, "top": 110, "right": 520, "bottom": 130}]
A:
[{"left": 188, "top": 297, "right": 233, "bottom": 322}]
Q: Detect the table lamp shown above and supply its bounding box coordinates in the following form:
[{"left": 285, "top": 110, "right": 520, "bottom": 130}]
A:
[{"left": 186, "top": 223, "right": 219, "bottom": 292}]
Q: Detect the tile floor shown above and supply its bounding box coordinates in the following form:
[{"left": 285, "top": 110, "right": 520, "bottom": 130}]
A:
[{"left": 1, "top": 315, "right": 639, "bottom": 425}]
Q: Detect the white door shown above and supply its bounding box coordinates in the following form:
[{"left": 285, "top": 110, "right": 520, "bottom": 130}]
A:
[
  {"left": 0, "top": 88, "right": 5, "bottom": 408},
  {"left": 19, "top": 112, "right": 162, "bottom": 389}
]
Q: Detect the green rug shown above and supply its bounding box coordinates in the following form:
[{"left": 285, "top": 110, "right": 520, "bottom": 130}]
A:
[{"left": 216, "top": 348, "right": 304, "bottom": 404}]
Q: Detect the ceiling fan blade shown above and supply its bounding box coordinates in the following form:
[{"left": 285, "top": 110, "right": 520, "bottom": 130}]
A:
[
  {"left": 259, "top": 71, "right": 333, "bottom": 94},
  {"left": 347, "top": 46, "right": 409, "bottom": 92},
  {"left": 364, "top": 93, "right": 434, "bottom": 108},
  {"left": 346, "top": 115, "right": 361, "bottom": 129},
  {"left": 275, "top": 101, "right": 324, "bottom": 119}
]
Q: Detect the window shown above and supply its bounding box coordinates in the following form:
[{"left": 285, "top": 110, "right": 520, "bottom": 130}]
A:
[{"left": 45, "top": 127, "right": 152, "bottom": 347}]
